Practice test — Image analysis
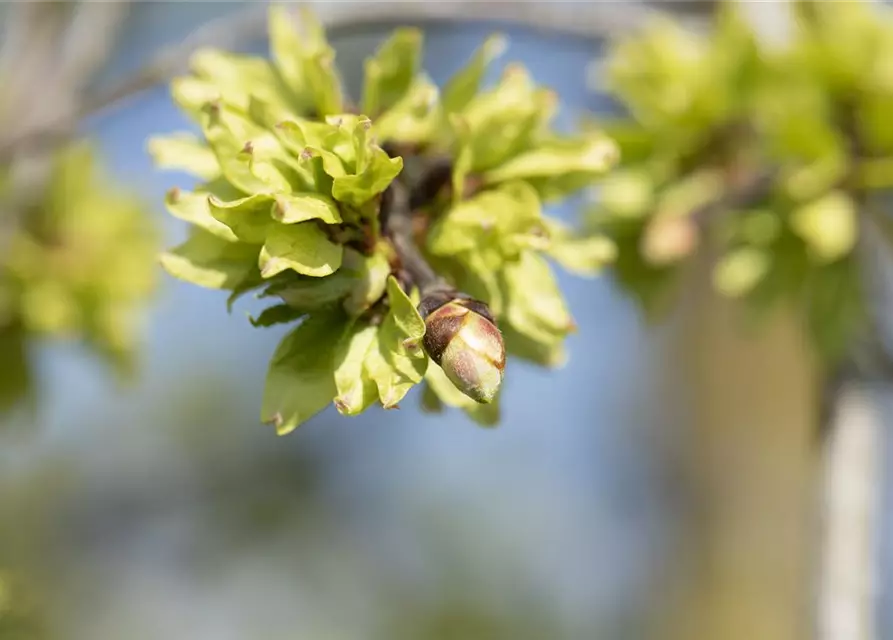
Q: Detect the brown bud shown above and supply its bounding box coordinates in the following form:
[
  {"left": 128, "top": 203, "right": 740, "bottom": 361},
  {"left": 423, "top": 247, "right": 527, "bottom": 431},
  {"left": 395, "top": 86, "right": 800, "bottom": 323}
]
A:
[{"left": 419, "top": 293, "right": 505, "bottom": 404}]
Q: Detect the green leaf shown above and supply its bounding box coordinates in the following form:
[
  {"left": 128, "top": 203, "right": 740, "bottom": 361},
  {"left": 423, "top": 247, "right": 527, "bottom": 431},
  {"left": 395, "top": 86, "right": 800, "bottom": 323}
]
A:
[
  {"left": 163, "top": 186, "right": 239, "bottom": 242},
  {"left": 372, "top": 74, "right": 442, "bottom": 146},
  {"left": 501, "top": 251, "right": 574, "bottom": 346},
  {"left": 271, "top": 193, "right": 342, "bottom": 224},
  {"left": 423, "top": 363, "right": 499, "bottom": 427},
  {"left": 482, "top": 134, "right": 618, "bottom": 185},
  {"left": 332, "top": 148, "right": 403, "bottom": 207},
  {"left": 333, "top": 323, "right": 379, "bottom": 415},
  {"left": 268, "top": 5, "right": 343, "bottom": 117},
  {"left": 442, "top": 33, "right": 507, "bottom": 114},
  {"left": 208, "top": 193, "right": 275, "bottom": 244},
  {"left": 545, "top": 219, "right": 617, "bottom": 276},
  {"left": 501, "top": 323, "right": 567, "bottom": 368},
  {"left": 460, "top": 65, "right": 543, "bottom": 171},
  {"left": 147, "top": 133, "right": 220, "bottom": 180},
  {"left": 189, "top": 48, "right": 296, "bottom": 117},
  {"left": 362, "top": 27, "right": 423, "bottom": 117},
  {"left": 248, "top": 304, "right": 306, "bottom": 327},
  {"left": 160, "top": 227, "right": 260, "bottom": 290},
  {"left": 170, "top": 75, "right": 221, "bottom": 120},
  {"left": 790, "top": 191, "right": 857, "bottom": 262},
  {"left": 261, "top": 311, "right": 350, "bottom": 435},
  {"left": 363, "top": 277, "right": 428, "bottom": 408},
  {"left": 263, "top": 248, "right": 389, "bottom": 315},
  {"left": 427, "top": 181, "right": 548, "bottom": 259},
  {"left": 342, "top": 248, "right": 391, "bottom": 316},
  {"left": 199, "top": 104, "right": 294, "bottom": 194},
  {"left": 452, "top": 249, "right": 505, "bottom": 317},
  {"left": 258, "top": 222, "right": 343, "bottom": 278}
]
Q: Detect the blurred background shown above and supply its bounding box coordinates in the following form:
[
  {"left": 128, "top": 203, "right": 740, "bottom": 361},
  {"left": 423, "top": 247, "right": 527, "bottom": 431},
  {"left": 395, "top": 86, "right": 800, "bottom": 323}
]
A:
[{"left": 0, "top": 2, "right": 890, "bottom": 639}]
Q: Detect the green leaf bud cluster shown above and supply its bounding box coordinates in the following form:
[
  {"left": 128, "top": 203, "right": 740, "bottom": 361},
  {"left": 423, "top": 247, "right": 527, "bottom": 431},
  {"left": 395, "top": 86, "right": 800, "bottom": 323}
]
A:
[
  {"left": 151, "top": 5, "right": 618, "bottom": 433},
  {"left": 590, "top": 0, "right": 893, "bottom": 362}
]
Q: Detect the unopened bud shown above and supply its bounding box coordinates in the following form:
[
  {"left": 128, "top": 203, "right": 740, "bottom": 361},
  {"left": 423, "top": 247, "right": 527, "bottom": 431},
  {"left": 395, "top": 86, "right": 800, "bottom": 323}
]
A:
[{"left": 418, "top": 291, "right": 505, "bottom": 404}]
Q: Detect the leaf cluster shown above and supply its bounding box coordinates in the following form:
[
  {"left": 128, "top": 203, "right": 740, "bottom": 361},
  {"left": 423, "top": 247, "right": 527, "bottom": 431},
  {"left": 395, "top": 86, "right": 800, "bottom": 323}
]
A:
[
  {"left": 0, "top": 145, "right": 159, "bottom": 413},
  {"left": 151, "top": 5, "right": 618, "bottom": 433},
  {"left": 590, "top": 0, "right": 893, "bottom": 363}
]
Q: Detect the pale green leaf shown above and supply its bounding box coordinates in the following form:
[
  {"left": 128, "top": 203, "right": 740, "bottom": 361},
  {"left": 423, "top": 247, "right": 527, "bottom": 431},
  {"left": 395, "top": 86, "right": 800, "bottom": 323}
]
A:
[
  {"left": 372, "top": 74, "right": 442, "bottom": 145},
  {"left": 483, "top": 134, "right": 618, "bottom": 185},
  {"left": 362, "top": 27, "right": 423, "bottom": 117},
  {"left": 258, "top": 222, "right": 343, "bottom": 278},
  {"left": 545, "top": 219, "right": 617, "bottom": 277},
  {"left": 189, "top": 48, "right": 295, "bottom": 117},
  {"left": 170, "top": 75, "right": 221, "bottom": 119},
  {"left": 208, "top": 193, "right": 275, "bottom": 244},
  {"left": 262, "top": 248, "right": 388, "bottom": 314},
  {"left": 501, "top": 251, "right": 574, "bottom": 346},
  {"left": 147, "top": 133, "right": 220, "bottom": 180},
  {"left": 163, "top": 187, "right": 239, "bottom": 242},
  {"left": 333, "top": 323, "right": 379, "bottom": 415},
  {"left": 442, "top": 33, "right": 507, "bottom": 114},
  {"left": 332, "top": 148, "right": 403, "bottom": 207},
  {"left": 160, "top": 227, "right": 259, "bottom": 290},
  {"left": 261, "top": 311, "right": 349, "bottom": 435},
  {"left": 271, "top": 193, "right": 342, "bottom": 225},
  {"left": 268, "top": 5, "right": 343, "bottom": 116},
  {"left": 363, "top": 277, "right": 428, "bottom": 408},
  {"left": 428, "top": 181, "right": 547, "bottom": 258}
]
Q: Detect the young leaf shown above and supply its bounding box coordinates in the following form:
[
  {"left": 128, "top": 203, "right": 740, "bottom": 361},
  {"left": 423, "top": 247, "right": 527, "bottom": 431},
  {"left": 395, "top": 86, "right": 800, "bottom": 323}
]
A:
[
  {"left": 331, "top": 148, "right": 403, "bottom": 207},
  {"left": 208, "top": 193, "right": 276, "bottom": 244},
  {"left": 333, "top": 323, "right": 380, "bottom": 415},
  {"left": 482, "top": 134, "right": 618, "bottom": 185},
  {"left": 248, "top": 304, "right": 306, "bottom": 327},
  {"left": 272, "top": 193, "right": 342, "bottom": 225},
  {"left": 267, "top": 5, "right": 343, "bottom": 117},
  {"left": 147, "top": 133, "right": 220, "bottom": 180},
  {"left": 362, "top": 27, "right": 423, "bottom": 117},
  {"left": 441, "top": 33, "right": 507, "bottom": 114},
  {"left": 544, "top": 219, "right": 617, "bottom": 277},
  {"left": 160, "top": 227, "right": 260, "bottom": 290},
  {"left": 372, "top": 74, "right": 442, "bottom": 145},
  {"left": 263, "top": 248, "right": 387, "bottom": 315},
  {"left": 363, "top": 277, "right": 428, "bottom": 408},
  {"left": 261, "top": 311, "right": 350, "bottom": 435},
  {"left": 427, "top": 181, "right": 547, "bottom": 258},
  {"left": 258, "top": 222, "right": 343, "bottom": 278},
  {"left": 501, "top": 251, "right": 574, "bottom": 347},
  {"left": 163, "top": 187, "right": 239, "bottom": 242},
  {"left": 190, "top": 48, "right": 295, "bottom": 116}
]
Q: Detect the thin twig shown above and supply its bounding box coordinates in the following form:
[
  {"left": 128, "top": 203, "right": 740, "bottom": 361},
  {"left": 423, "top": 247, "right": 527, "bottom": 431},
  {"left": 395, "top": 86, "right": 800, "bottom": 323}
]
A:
[{"left": 382, "top": 179, "right": 443, "bottom": 295}]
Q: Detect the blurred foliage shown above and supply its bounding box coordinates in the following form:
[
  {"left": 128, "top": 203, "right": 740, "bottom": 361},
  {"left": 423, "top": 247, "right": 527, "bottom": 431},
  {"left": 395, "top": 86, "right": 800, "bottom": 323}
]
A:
[
  {"left": 0, "top": 371, "right": 634, "bottom": 640},
  {"left": 151, "top": 4, "right": 618, "bottom": 433},
  {"left": 0, "top": 144, "right": 159, "bottom": 415},
  {"left": 590, "top": 0, "right": 893, "bottom": 365}
]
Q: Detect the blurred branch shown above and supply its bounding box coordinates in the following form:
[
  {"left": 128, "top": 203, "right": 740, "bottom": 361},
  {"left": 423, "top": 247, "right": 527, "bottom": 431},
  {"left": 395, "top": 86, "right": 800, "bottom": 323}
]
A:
[
  {"left": 0, "top": 4, "right": 268, "bottom": 166},
  {"left": 0, "top": 1, "right": 671, "bottom": 166}
]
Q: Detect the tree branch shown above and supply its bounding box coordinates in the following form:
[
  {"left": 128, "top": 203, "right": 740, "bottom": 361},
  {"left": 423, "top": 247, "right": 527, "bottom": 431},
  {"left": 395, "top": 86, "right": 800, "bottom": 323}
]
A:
[{"left": 381, "top": 179, "right": 444, "bottom": 296}]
